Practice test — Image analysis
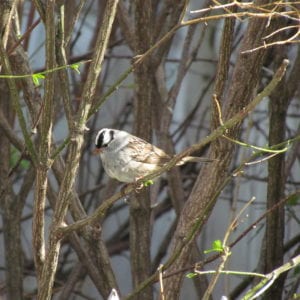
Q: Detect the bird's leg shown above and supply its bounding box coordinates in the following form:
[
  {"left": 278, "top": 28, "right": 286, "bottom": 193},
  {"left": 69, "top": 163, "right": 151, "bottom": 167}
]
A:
[
  {"left": 120, "top": 177, "right": 153, "bottom": 197},
  {"left": 134, "top": 180, "right": 144, "bottom": 192},
  {"left": 120, "top": 180, "right": 143, "bottom": 199},
  {"left": 134, "top": 177, "right": 154, "bottom": 192}
]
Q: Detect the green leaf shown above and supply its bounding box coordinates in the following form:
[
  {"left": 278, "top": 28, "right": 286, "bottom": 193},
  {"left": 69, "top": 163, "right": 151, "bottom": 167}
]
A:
[
  {"left": 143, "top": 179, "right": 154, "bottom": 187},
  {"left": 20, "top": 159, "right": 30, "bottom": 169},
  {"left": 32, "top": 73, "right": 45, "bottom": 86},
  {"left": 212, "top": 239, "right": 223, "bottom": 251},
  {"left": 10, "top": 147, "right": 30, "bottom": 170},
  {"left": 70, "top": 63, "right": 80, "bottom": 74},
  {"left": 10, "top": 147, "right": 19, "bottom": 167},
  {"left": 204, "top": 239, "right": 224, "bottom": 254},
  {"left": 186, "top": 272, "right": 197, "bottom": 279},
  {"left": 287, "top": 194, "right": 300, "bottom": 206}
]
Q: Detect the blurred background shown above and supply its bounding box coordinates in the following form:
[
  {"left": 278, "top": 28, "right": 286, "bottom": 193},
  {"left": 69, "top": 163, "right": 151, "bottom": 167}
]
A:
[{"left": 0, "top": 0, "right": 300, "bottom": 299}]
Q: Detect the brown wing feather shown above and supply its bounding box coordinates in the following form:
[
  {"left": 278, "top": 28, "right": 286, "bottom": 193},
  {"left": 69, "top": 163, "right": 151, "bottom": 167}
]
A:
[{"left": 127, "top": 136, "right": 171, "bottom": 166}]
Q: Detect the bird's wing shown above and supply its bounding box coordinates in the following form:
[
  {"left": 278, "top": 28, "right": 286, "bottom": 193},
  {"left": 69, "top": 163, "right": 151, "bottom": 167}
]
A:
[{"left": 126, "top": 136, "right": 171, "bottom": 166}]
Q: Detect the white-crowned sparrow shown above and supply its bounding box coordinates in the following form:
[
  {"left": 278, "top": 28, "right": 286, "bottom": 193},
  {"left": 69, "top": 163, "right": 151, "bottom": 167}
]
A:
[{"left": 94, "top": 128, "right": 212, "bottom": 183}]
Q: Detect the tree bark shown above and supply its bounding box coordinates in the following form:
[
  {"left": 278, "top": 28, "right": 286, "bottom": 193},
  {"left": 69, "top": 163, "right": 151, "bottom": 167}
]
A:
[
  {"left": 130, "top": 1, "right": 153, "bottom": 299},
  {"left": 0, "top": 80, "right": 24, "bottom": 300},
  {"left": 164, "top": 1, "right": 273, "bottom": 297}
]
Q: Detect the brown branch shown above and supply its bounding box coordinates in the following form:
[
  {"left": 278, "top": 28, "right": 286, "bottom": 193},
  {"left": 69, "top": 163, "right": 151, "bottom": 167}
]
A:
[
  {"left": 7, "top": 18, "right": 41, "bottom": 56},
  {"left": 0, "top": 43, "right": 38, "bottom": 163},
  {"left": 117, "top": 1, "right": 135, "bottom": 50},
  {"left": 37, "top": 1, "right": 120, "bottom": 299},
  {"left": 123, "top": 190, "right": 300, "bottom": 299},
  {"left": 33, "top": 0, "right": 56, "bottom": 285}
]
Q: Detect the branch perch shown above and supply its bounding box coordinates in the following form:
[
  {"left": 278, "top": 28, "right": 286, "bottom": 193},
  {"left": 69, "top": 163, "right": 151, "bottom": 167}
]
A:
[{"left": 60, "top": 59, "right": 289, "bottom": 236}]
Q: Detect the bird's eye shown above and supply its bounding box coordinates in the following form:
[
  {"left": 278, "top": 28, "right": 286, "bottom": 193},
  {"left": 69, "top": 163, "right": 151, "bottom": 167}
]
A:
[{"left": 95, "top": 131, "right": 105, "bottom": 148}]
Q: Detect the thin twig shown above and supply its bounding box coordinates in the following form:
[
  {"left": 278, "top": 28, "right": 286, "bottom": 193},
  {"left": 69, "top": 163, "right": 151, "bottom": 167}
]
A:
[
  {"left": 158, "top": 264, "right": 165, "bottom": 300},
  {"left": 242, "top": 255, "right": 300, "bottom": 300}
]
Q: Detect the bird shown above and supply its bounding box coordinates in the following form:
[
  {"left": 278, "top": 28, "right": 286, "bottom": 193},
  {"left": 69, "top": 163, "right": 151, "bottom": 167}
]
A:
[{"left": 94, "top": 128, "right": 213, "bottom": 183}]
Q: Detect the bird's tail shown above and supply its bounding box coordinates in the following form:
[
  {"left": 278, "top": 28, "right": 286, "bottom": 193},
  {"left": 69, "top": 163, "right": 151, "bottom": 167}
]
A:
[{"left": 177, "top": 156, "right": 215, "bottom": 166}]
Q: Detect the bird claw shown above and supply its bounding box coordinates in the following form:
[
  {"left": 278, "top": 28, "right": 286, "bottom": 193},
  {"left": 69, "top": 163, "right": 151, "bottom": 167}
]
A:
[
  {"left": 134, "top": 178, "right": 154, "bottom": 192},
  {"left": 134, "top": 182, "right": 144, "bottom": 193},
  {"left": 120, "top": 178, "right": 153, "bottom": 197},
  {"left": 120, "top": 181, "right": 143, "bottom": 199}
]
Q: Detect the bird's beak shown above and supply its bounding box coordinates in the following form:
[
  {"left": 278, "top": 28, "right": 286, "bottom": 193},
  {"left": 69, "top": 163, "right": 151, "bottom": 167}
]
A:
[{"left": 92, "top": 148, "right": 102, "bottom": 155}]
